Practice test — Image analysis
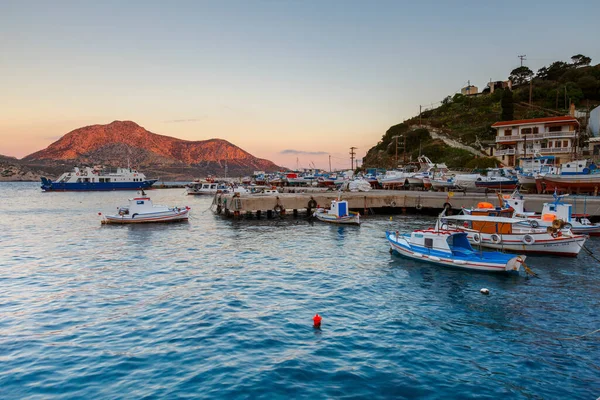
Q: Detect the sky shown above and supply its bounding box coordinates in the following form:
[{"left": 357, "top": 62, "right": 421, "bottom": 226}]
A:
[{"left": 1, "top": 0, "right": 599, "bottom": 170}]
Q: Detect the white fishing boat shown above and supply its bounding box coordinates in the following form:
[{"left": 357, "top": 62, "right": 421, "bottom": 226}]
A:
[
  {"left": 506, "top": 191, "right": 600, "bottom": 236},
  {"left": 313, "top": 199, "right": 360, "bottom": 225},
  {"left": 453, "top": 173, "right": 484, "bottom": 190},
  {"left": 100, "top": 194, "right": 190, "bottom": 224},
  {"left": 386, "top": 228, "right": 527, "bottom": 274},
  {"left": 186, "top": 180, "right": 230, "bottom": 195},
  {"left": 442, "top": 214, "right": 586, "bottom": 257}
]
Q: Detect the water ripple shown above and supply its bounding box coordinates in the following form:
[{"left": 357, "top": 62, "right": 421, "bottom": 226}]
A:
[{"left": 0, "top": 183, "right": 598, "bottom": 399}]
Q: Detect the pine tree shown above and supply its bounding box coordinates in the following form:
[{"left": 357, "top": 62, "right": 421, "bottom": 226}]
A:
[{"left": 500, "top": 88, "right": 514, "bottom": 121}]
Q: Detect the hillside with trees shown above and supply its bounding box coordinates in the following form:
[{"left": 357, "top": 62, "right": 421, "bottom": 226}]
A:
[{"left": 363, "top": 54, "right": 600, "bottom": 169}]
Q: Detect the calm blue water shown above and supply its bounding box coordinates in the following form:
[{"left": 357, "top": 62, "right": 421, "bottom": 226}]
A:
[{"left": 1, "top": 182, "right": 598, "bottom": 399}]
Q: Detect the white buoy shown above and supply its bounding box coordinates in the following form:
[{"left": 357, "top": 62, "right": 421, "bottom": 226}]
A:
[{"left": 480, "top": 288, "right": 490, "bottom": 295}]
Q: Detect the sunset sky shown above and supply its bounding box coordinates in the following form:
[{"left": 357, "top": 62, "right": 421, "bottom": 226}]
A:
[{"left": 1, "top": 1, "right": 599, "bottom": 169}]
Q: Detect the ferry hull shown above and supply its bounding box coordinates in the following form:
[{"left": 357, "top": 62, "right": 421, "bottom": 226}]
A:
[{"left": 41, "top": 179, "right": 157, "bottom": 192}]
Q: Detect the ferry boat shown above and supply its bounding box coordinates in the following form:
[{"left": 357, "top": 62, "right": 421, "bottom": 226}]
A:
[
  {"left": 386, "top": 228, "right": 527, "bottom": 274},
  {"left": 313, "top": 199, "right": 360, "bottom": 225},
  {"left": 100, "top": 193, "right": 190, "bottom": 224},
  {"left": 41, "top": 166, "right": 156, "bottom": 192}
]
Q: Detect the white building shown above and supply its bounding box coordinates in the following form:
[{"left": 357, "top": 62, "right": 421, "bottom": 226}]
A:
[
  {"left": 491, "top": 116, "right": 579, "bottom": 167},
  {"left": 590, "top": 105, "right": 600, "bottom": 137}
]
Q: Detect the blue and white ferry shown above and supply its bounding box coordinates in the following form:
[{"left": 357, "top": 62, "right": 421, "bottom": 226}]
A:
[{"left": 41, "top": 166, "right": 157, "bottom": 192}]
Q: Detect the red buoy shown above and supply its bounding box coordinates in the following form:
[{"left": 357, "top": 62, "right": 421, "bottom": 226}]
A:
[{"left": 313, "top": 313, "right": 322, "bottom": 328}]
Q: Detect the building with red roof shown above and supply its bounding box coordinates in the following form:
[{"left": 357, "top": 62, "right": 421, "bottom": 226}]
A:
[{"left": 491, "top": 116, "right": 579, "bottom": 167}]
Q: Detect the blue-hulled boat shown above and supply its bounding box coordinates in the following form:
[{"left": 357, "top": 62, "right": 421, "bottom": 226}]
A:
[
  {"left": 386, "top": 227, "right": 527, "bottom": 273},
  {"left": 41, "top": 166, "right": 157, "bottom": 192}
]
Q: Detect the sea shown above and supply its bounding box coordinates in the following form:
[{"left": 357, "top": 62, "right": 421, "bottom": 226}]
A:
[{"left": 1, "top": 182, "right": 598, "bottom": 399}]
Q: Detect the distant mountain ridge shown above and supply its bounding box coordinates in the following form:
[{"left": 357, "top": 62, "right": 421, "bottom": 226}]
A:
[{"left": 22, "top": 120, "right": 281, "bottom": 178}]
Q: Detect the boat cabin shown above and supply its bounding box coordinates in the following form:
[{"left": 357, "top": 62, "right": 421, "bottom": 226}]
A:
[
  {"left": 330, "top": 200, "right": 349, "bottom": 217},
  {"left": 541, "top": 201, "right": 572, "bottom": 223},
  {"left": 409, "top": 230, "right": 475, "bottom": 257},
  {"left": 445, "top": 215, "right": 525, "bottom": 234}
]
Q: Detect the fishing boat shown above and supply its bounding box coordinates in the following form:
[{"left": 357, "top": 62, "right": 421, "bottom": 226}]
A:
[
  {"left": 474, "top": 168, "right": 518, "bottom": 191},
  {"left": 536, "top": 159, "right": 600, "bottom": 194},
  {"left": 386, "top": 227, "right": 527, "bottom": 273},
  {"left": 442, "top": 214, "right": 586, "bottom": 257},
  {"left": 186, "top": 180, "right": 231, "bottom": 195},
  {"left": 100, "top": 193, "right": 190, "bottom": 224},
  {"left": 41, "top": 166, "right": 156, "bottom": 192},
  {"left": 431, "top": 177, "right": 459, "bottom": 191},
  {"left": 506, "top": 191, "right": 600, "bottom": 236},
  {"left": 313, "top": 199, "right": 360, "bottom": 225}
]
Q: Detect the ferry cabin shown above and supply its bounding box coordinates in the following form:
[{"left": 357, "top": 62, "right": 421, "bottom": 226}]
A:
[{"left": 491, "top": 116, "right": 579, "bottom": 167}]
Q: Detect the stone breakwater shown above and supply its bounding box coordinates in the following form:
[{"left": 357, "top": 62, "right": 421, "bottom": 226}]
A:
[{"left": 213, "top": 190, "right": 600, "bottom": 218}]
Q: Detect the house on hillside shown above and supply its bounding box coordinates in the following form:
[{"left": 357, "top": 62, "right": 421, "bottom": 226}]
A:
[
  {"left": 590, "top": 105, "right": 600, "bottom": 137},
  {"left": 491, "top": 116, "right": 579, "bottom": 167},
  {"left": 481, "top": 80, "right": 512, "bottom": 94},
  {"left": 461, "top": 84, "right": 478, "bottom": 96}
]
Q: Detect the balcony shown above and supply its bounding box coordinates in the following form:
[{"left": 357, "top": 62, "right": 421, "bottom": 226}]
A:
[
  {"left": 539, "top": 147, "right": 573, "bottom": 154},
  {"left": 496, "top": 131, "right": 577, "bottom": 143},
  {"left": 495, "top": 147, "right": 573, "bottom": 156},
  {"left": 495, "top": 148, "right": 516, "bottom": 155}
]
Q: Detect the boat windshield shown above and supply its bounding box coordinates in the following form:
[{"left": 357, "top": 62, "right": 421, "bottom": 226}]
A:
[{"left": 447, "top": 233, "right": 474, "bottom": 253}]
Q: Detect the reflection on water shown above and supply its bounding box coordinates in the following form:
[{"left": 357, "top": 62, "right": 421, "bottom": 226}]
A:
[{"left": 0, "top": 183, "right": 598, "bottom": 399}]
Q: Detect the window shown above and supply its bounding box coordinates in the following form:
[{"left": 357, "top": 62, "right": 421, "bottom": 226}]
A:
[
  {"left": 533, "top": 127, "right": 539, "bottom": 134},
  {"left": 424, "top": 238, "right": 433, "bottom": 248},
  {"left": 563, "top": 140, "right": 568, "bottom": 148},
  {"left": 504, "top": 129, "right": 512, "bottom": 136},
  {"left": 548, "top": 141, "right": 553, "bottom": 148},
  {"left": 549, "top": 126, "right": 562, "bottom": 132},
  {"left": 106, "top": 178, "right": 111, "bottom": 182},
  {"left": 521, "top": 128, "right": 532, "bottom": 134},
  {"left": 555, "top": 141, "right": 561, "bottom": 148}
]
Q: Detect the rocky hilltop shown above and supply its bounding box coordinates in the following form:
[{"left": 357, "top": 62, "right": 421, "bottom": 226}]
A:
[{"left": 17, "top": 120, "right": 281, "bottom": 180}]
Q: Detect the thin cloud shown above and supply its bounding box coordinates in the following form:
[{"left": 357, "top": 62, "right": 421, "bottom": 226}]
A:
[
  {"left": 280, "top": 149, "right": 328, "bottom": 156},
  {"left": 163, "top": 117, "right": 206, "bottom": 123}
]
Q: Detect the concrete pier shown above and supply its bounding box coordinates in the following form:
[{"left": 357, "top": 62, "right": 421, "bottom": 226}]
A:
[{"left": 213, "top": 190, "right": 600, "bottom": 219}]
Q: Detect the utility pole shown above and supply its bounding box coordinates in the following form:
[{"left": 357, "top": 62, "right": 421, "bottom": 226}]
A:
[
  {"left": 328, "top": 155, "right": 332, "bottom": 172},
  {"left": 349, "top": 147, "right": 357, "bottom": 170},
  {"left": 518, "top": 54, "right": 527, "bottom": 67},
  {"left": 419, "top": 105, "right": 422, "bottom": 127},
  {"left": 564, "top": 85, "right": 567, "bottom": 110}
]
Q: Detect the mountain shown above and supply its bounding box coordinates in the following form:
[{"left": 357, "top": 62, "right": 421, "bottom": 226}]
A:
[{"left": 23, "top": 120, "right": 282, "bottom": 179}]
